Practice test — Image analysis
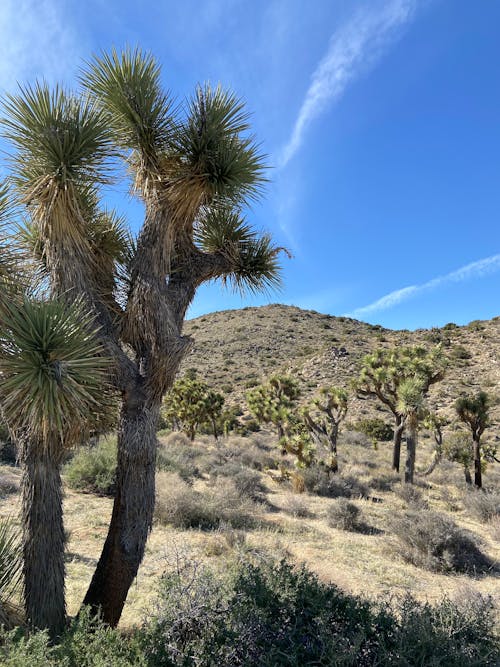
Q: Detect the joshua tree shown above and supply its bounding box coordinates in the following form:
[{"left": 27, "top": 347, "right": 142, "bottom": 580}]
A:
[
  {"left": 443, "top": 431, "right": 474, "bottom": 485},
  {"left": 396, "top": 377, "right": 426, "bottom": 484},
  {"left": 354, "top": 346, "right": 445, "bottom": 472},
  {"left": 163, "top": 377, "right": 224, "bottom": 440},
  {"left": 0, "top": 298, "right": 112, "bottom": 637},
  {"left": 301, "top": 386, "right": 348, "bottom": 472},
  {"left": 455, "top": 391, "right": 491, "bottom": 488},
  {"left": 1, "top": 49, "right": 282, "bottom": 625},
  {"left": 421, "top": 412, "right": 448, "bottom": 476},
  {"left": 246, "top": 375, "right": 300, "bottom": 444}
]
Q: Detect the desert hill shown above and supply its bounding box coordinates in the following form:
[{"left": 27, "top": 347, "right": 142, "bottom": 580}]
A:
[{"left": 182, "top": 304, "right": 499, "bottom": 428}]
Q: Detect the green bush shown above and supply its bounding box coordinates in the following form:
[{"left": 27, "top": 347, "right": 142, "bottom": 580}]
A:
[
  {"left": 1, "top": 559, "right": 499, "bottom": 666},
  {"left": 389, "top": 510, "right": 493, "bottom": 574},
  {"left": 64, "top": 437, "right": 117, "bottom": 496},
  {"left": 352, "top": 418, "right": 393, "bottom": 442},
  {"left": 140, "top": 555, "right": 500, "bottom": 666}
]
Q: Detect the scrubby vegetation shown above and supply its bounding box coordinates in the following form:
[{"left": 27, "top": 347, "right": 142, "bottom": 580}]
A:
[{"left": 1, "top": 557, "right": 499, "bottom": 666}]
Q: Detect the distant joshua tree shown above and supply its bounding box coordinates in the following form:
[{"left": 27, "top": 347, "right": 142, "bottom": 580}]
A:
[
  {"left": 455, "top": 391, "right": 491, "bottom": 488},
  {"left": 301, "top": 386, "right": 348, "bottom": 472},
  {"left": 354, "top": 346, "right": 445, "bottom": 475}
]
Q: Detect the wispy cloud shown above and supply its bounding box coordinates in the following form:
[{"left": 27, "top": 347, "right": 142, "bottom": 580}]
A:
[
  {"left": 280, "top": 0, "right": 416, "bottom": 167},
  {"left": 0, "top": 0, "right": 85, "bottom": 91},
  {"left": 349, "top": 254, "right": 500, "bottom": 317}
]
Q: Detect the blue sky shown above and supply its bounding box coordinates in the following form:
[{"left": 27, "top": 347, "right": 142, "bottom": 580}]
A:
[{"left": 0, "top": 0, "right": 499, "bottom": 330}]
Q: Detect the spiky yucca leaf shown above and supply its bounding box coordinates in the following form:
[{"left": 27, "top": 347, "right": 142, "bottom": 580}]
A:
[
  {"left": 2, "top": 83, "right": 114, "bottom": 194},
  {"left": 170, "top": 84, "right": 266, "bottom": 215},
  {"left": 0, "top": 299, "right": 114, "bottom": 450},
  {"left": 0, "top": 184, "right": 24, "bottom": 300},
  {"left": 195, "top": 205, "right": 284, "bottom": 294},
  {"left": 0, "top": 520, "right": 21, "bottom": 599},
  {"left": 81, "top": 48, "right": 173, "bottom": 168}
]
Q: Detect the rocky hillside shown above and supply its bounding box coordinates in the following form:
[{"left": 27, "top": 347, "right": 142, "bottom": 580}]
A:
[{"left": 180, "top": 304, "right": 499, "bottom": 430}]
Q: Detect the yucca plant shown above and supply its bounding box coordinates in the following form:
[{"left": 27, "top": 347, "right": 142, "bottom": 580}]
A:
[
  {"left": 0, "top": 519, "right": 22, "bottom": 629},
  {"left": 0, "top": 298, "right": 113, "bottom": 636},
  {"left": 2, "top": 48, "right": 283, "bottom": 626}
]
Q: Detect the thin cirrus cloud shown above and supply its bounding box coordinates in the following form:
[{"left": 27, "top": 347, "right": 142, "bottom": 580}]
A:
[
  {"left": 348, "top": 254, "right": 500, "bottom": 318},
  {"left": 279, "top": 0, "right": 417, "bottom": 168},
  {"left": 0, "top": 0, "right": 85, "bottom": 91}
]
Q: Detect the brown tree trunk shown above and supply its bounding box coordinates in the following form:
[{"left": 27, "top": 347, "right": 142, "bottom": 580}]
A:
[
  {"left": 464, "top": 467, "right": 472, "bottom": 485},
  {"left": 22, "top": 447, "right": 65, "bottom": 638},
  {"left": 392, "top": 416, "right": 404, "bottom": 472},
  {"left": 473, "top": 437, "right": 482, "bottom": 488},
  {"left": 404, "top": 422, "right": 417, "bottom": 484},
  {"left": 82, "top": 387, "right": 159, "bottom": 626}
]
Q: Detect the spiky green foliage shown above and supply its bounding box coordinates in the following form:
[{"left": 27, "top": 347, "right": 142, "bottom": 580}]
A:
[
  {"left": 455, "top": 391, "right": 492, "bottom": 488},
  {"left": 0, "top": 520, "right": 21, "bottom": 601},
  {"left": 195, "top": 205, "right": 283, "bottom": 294},
  {"left": 171, "top": 84, "right": 267, "bottom": 209},
  {"left": 163, "top": 377, "right": 225, "bottom": 440},
  {"left": 455, "top": 391, "right": 491, "bottom": 442},
  {"left": 444, "top": 431, "right": 474, "bottom": 483},
  {"left": 354, "top": 345, "right": 446, "bottom": 472},
  {"left": 247, "top": 375, "right": 300, "bottom": 443},
  {"left": 80, "top": 48, "right": 173, "bottom": 173},
  {"left": 0, "top": 298, "right": 114, "bottom": 447},
  {"left": 2, "top": 82, "right": 113, "bottom": 198}
]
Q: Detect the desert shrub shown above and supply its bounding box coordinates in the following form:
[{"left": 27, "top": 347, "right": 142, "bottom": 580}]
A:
[
  {"left": 463, "top": 489, "right": 500, "bottom": 523},
  {"left": 155, "top": 473, "right": 257, "bottom": 530},
  {"left": 327, "top": 499, "right": 361, "bottom": 531},
  {"left": 451, "top": 344, "right": 472, "bottom": 360},
  {"left": 0, "top": 440, "right": 17, "bottom": 466},
  {"left": 156, "top": 433, "right": 202, "bottom": 481},
  {"left": 64, "top": 437, "right": 117, "bottom": 496},
  {"left": 141, "top": 555, "right": 500, "bottom": 667},
  {"left": 0, "top": 470, "right": 20, "bottom": 497},
  {"left": 369, "top": 473, "right": 400, "bottom": 492},
  {"left": 210, "top": 463, "right": 265, "bottom": 500},
  {"left": 302, "top": 466, "right": 368, "bottom": 499},
  {"left": 352, "top": 418, "right": 393, "bottom": 442},
  {"left": 282, "top": 494, "right": 312, "bottom": 518},
  {"left": 389, "top": 510, "right": 492, "bottom": 574},
  {"left": 394, "top": 484, "right": 429, "bottom": 509},
  {"left": 340, "top": 429, "right": 371, "bottom": 448}
]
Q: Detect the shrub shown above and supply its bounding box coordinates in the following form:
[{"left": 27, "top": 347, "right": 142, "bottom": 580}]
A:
[
  {"left": 370, "top": 473, "right": 400, "bottom": 492},
  {"left": 327, "top": 499, "right": 361, "bottom": 531},
  {"left": 463, "top": 490, "right": 500, "bottom": 523},
  {"left": 388, "top": 510, "right": 492, "bottom": 574},
  {"left": 155, "top": 473, "right": 257, "bottom": 529},
  {"left": 451, "top": 344, "right": 472, "bottom": 360},
  {"left": 141, "top": 555, "right": 500, "bottom": 667},
  {"left": 352, "top": 418, "right": 393, "bottom": 442},
  {"left": 301, "top": 466, "right": 368, "bottom": 499},
  {"left": 64, "top": 437, "right": 117, "bottom": 495},
  {"left": 282, "top": 494, "right": 312, "bottom": 518},
  {"left": 0, "top": 470, "right": 19, "bottom": 497},
  {"left": 394, "top": 484, "right": 429, "bottom": 509},
  {"left": 210, "top": 463, "right": 266, "bottom": 500},
  {"left": 156, "top": 432, "right": 202, "bottom": 481}
]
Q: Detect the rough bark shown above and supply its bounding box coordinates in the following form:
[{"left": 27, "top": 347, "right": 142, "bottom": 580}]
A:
[
  {"left": 473, "top": 438, "right": 482, "bottom": 489},
  {"left": 82, "top": 387, "right": 159, "bottom": 625},
  {"left": 22, "top": 447, "right": 65, "bottom": 638},
  {"left": 392, "top": 416, "right": 405, "bottom": 472}
]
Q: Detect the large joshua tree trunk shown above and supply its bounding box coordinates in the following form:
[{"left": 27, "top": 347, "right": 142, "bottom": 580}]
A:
[
  {"left": 83, "top": 244, "right": 195, "bottom": 625},
  {"left": 392, "top": 415, "right": 405, "bottom": 472},
  {"left": 82, "top": 387, "right": 160, "bottom": 625},
  {"left": 22, "top": 446, "right": 65, "bottom": 638}
]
